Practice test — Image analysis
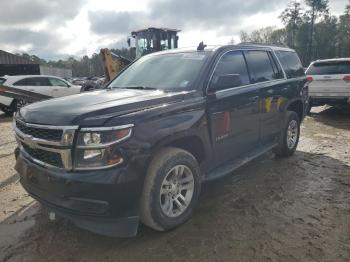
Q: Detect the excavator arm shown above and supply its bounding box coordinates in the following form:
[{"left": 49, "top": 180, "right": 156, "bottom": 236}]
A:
[{"left": 100, "top": 49, "right": 131, "bottom": 83}]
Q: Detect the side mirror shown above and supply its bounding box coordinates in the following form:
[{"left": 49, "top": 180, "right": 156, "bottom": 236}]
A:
[{"left": 209, "top": 74, "right": 242, "bottom": 92}]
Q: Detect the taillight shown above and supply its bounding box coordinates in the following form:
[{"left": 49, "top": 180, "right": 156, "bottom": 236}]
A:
[
  {"left": 306, "top": 76, "right": 313, "bottom": 82},
  {"left": 343, "top": 75, "right": 350, "bottom": 81}
]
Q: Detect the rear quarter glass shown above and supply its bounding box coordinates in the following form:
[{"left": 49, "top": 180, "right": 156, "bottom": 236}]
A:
[
  {"left": 0, "top": 78, "right": 6, "bottom": 84},
  {"left": 276, "top": 51, "right": 304, "bottom": 78}
]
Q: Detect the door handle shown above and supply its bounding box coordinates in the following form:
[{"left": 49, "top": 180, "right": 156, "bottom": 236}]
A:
[
  {"left": 53, "top": 89, "right": 58, "bottom": 91},
  {"left": 249, "top": 96, "right": 259, "bottom": 102},
  {"left": 28, "top": 89, "right": 35, "bottom": 91}
]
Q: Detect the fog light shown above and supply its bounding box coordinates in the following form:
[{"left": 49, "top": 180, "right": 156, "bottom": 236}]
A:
[{"left": 84, "top": 149, "right": 103, "bottom": 160}]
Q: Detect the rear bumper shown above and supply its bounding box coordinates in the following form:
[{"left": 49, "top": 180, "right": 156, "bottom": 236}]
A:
[
  {"left": 309, "top": 96, "right": 350, "bottom": 105},
  {"left": 15, "top": 149, "right": 144, "bottom": 237}
]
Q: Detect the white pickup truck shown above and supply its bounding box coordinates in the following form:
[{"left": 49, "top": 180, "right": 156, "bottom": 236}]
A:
[
  {"left": 0, "top": 75, "right": 82, "bottom": 115},
  {"left": 306, "top": 58, "right": 350, "bottom": 111}
]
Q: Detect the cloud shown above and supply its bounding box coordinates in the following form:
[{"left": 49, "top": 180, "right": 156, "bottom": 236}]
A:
[
  {"left": 88, "top": 11, "right": 151, "bottom": 35},
  {"left": 0, "top": 28, "right": 66, "bottom": 59},
  {"left": 88, "top": 0, "right": 286, "bottom": 36},
  {"left": 0, "top": 0, "right": 86, "bottom": 26}
]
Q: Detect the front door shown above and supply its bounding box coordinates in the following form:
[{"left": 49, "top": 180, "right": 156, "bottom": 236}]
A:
[
  {"left": 207, "top": 50, "right": 260, "bottom": 168},
  {"left": 48, "top": 77, "right": 76, "bottom": 97}
]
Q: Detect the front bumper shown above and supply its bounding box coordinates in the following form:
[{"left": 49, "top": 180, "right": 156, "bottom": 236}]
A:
[{"left": 15, "top": 149, "right": 143, "bottom": 237}]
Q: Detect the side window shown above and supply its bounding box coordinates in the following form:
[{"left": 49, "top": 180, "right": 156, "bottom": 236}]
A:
[
  {"left": 13, "top": 79, "right": 28, "bottom": 86},
  {"left": 268, "top": 52, "right": 284, "bottom": 79},
  {"left": 210, "top": 51, "right": 250, "bottom": 91},
  {"left": 25, "top": 77, "right": 51, "bottom": 86},
  {"left": 276, "top": 51, "right": 304, "bottom": 78},
  {"left": 48, "top": 78, "right": 69, "bottom": 87},
  {"left": 244, "top": 50, "right": 276, "bottom": 83}
]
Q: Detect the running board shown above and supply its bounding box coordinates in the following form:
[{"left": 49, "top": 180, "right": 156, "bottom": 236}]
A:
[{"left": 203, "top": 143, "right": 277, "bottom": 182}]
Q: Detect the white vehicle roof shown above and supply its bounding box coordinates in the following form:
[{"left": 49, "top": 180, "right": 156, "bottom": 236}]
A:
[
  {"left": 311, "top": 57, "right": 350, "bottom": 64},
  {"left": 0, "top": 75, "right": 70, "bottom": 85}
]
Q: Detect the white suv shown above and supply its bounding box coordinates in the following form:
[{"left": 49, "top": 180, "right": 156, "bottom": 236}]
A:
[
  {"left": 306, "top": 58, "right": 350, "bottom": 111},
  {"left": 0, "top": 75, "right": 81, "bottom": 115}
]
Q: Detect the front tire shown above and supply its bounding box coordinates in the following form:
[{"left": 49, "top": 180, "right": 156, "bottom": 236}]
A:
[
  {"left": 0, "top": 106, "right": 14, "bottom": 116},
  {"left": 140, "top": 147, "right": 201, "bottom": 231},
  {"left": 275, "top": 111, "right": 300, "bottom": 157}
]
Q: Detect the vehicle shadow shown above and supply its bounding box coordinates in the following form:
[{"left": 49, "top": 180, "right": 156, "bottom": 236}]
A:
[
  {"left": 310, "top": 105, "right": 350, "bottom": 130},
  {"left": 3, "top": 150, "right": 350, "bottom": 261},
  {"left": 0, "top": 113, "right": 12, "bottom": 123}
]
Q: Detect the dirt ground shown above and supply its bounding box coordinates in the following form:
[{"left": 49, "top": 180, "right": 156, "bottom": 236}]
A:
[{"left": 0, "top": 106, "right": 349, "bottom": 262}]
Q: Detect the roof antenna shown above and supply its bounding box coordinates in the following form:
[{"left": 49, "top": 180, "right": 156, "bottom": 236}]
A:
[{"left": 197, "top": 41, "right": 207, "bottom": 51}]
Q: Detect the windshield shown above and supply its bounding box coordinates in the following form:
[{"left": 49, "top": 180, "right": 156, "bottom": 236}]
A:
[
  {"left": 108, "top": 52, "right": 209, "bottom": 91},
  {"left": 306, "top": 61, "right": 350, "bottom": 75}
]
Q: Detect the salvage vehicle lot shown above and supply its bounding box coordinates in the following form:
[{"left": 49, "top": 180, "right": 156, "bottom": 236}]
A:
[{"left": 0, "top": 106, "right": 350, "bottom": 262}]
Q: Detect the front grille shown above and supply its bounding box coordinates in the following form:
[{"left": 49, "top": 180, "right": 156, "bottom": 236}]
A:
[
  {"left": 22, "top": 143, "right": 63, "bottom": 168},
  {"left": 16, "top": 120, "right": 63, "bottom": 141}
]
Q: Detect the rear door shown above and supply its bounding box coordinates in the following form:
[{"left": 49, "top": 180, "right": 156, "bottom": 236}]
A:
[
  {"left": 306, "top": 61, "right": 350, "bottom": 97},
  {"left": 244, "top": 50, "right": 287, "bottom": 146},
  {"left": 14, "top": 77, "right": 53, "bottom": 96}
]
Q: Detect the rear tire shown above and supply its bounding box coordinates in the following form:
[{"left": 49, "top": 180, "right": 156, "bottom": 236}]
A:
[
  {"left": 140, "top": 147, "right": 201, "bottom": 231},
  {"left": 275, "top": 111, "right": 300, "bottom": 157}
]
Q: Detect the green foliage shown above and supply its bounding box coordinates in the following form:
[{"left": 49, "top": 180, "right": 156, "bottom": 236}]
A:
[
  {"left": 279, "top": 0, "right": 303, "bottom": 47},
  {"left": 240, "top": 0, "right": 350, "bottom": 66}
]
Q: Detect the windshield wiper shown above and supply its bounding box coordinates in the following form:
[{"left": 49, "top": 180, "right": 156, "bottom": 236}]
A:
[{"left": 120, "top": 86, "right": 157, "bottom": 90}]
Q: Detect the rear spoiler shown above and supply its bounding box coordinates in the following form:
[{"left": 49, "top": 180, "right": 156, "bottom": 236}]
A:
[{"left": 0, "top": 84, "right": 51, "bottom": 103}]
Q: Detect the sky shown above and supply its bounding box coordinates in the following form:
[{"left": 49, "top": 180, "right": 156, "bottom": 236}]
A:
[{"left": 0, "top": 0, "right": 348, "bottom": 60}]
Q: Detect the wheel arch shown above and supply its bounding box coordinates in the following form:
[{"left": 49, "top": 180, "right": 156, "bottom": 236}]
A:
[
  {"left": 285, "top": 99, "right": 304, "bottom": 121},
  {"left": 153, "top": 134, "right": 207, "bottom": 165}
]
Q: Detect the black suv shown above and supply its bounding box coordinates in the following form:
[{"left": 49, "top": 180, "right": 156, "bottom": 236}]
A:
[{"left": 14, "top": 44, "right": 308, "bottom": 237}]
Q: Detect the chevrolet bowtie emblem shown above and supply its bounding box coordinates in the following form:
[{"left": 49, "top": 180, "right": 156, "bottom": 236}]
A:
[{"left": 23, "top": 135, "right": 37, "bottom": 149}]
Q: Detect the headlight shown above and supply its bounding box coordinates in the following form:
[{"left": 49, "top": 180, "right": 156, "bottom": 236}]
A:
[{"left": 74, "top": 125, "right": 133, "bottom": 170}]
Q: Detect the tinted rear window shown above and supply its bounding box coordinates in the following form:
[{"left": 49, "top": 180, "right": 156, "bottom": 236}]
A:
[
  {"left": 244, "top": 50, "right": 276, "bottom": 83},
  {"left": 276, "top": 51, "right": 304, "bottom": 78},
  {"left": 14, "top": 77, "right": 51, "bottom": 86},
  {"left": 0, "top": 78, "right": 6, "bottom": 84},
  {"left": 306, "top": 61, "right": 350, "bottom": 75}
]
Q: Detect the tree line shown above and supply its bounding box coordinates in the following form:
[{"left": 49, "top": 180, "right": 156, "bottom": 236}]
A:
[
  {"left": 17, "top": 48, "right": 135, "bottom": 78},
  {"left": 240, "top": 0, "right": 350, "bottom": 66}
]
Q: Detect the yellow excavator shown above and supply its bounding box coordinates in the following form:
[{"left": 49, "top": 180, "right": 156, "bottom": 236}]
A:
[{"left": 101, "top": 27, "right": 180, "bottom": 82}]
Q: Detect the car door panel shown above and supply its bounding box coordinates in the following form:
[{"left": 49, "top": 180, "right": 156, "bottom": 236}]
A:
[
  {"left": 208, "top": 86, "right": 260, "bottom": 168},
  {"left": 206, "top": 50, "right": 260, "bottom": 169},
  {"left": 48, "top": 78, "right": 79, "bottom": 97},
  {"left": 244, "top": 50, "right": 286, "bottom": 146},
  {"left": 15, "top": 77, "right": 53, "bottom": 97}
]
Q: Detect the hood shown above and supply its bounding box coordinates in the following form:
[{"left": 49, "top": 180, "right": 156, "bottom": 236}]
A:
[{"left": 19, "top": 88, "right": 185, "bottom": 126}]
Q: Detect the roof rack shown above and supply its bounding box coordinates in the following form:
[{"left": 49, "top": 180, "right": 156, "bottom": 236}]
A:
[{"left": 237, "top": 42, "right": 288, "bottom": 48}]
